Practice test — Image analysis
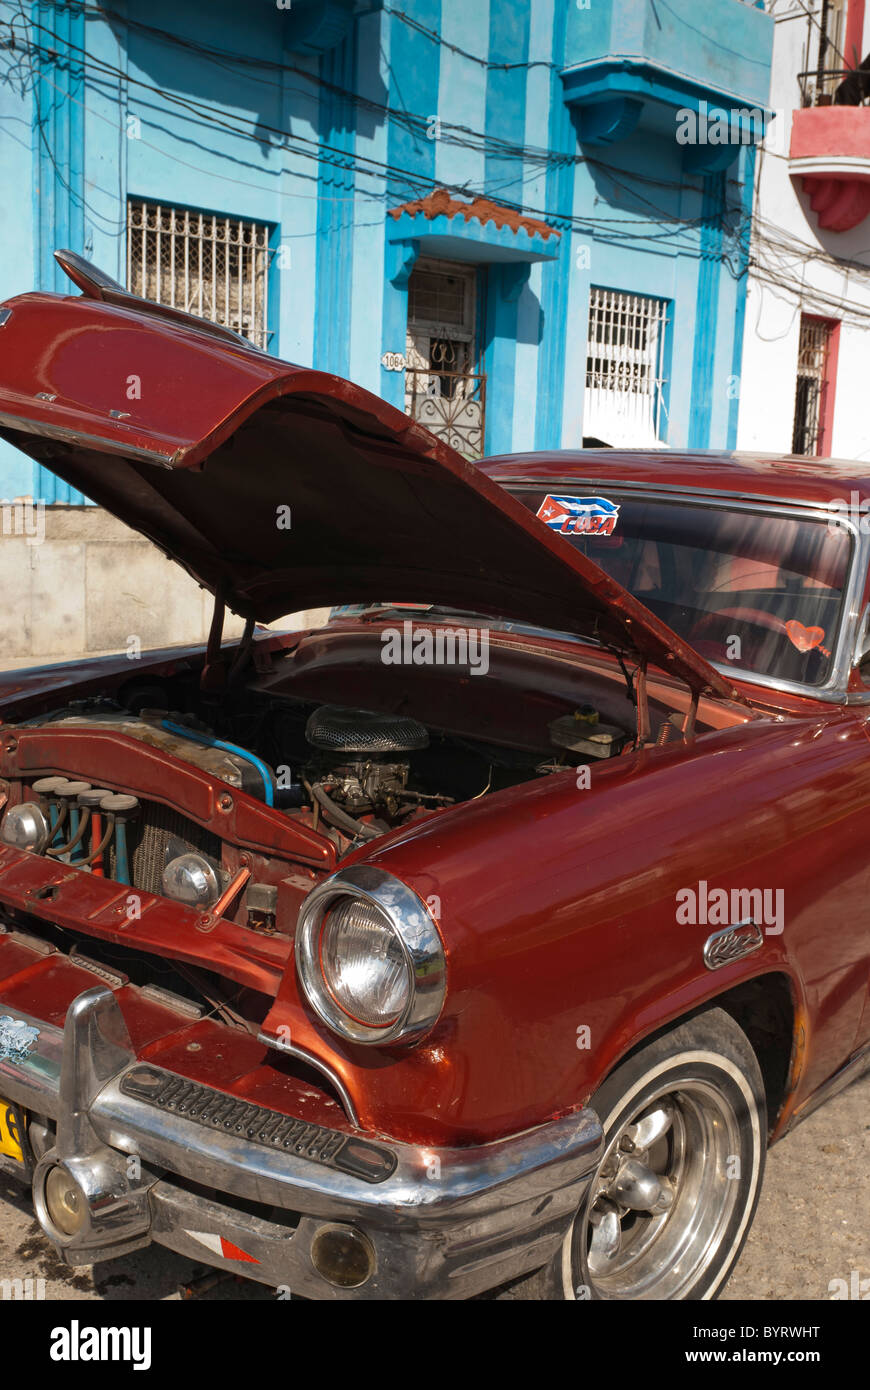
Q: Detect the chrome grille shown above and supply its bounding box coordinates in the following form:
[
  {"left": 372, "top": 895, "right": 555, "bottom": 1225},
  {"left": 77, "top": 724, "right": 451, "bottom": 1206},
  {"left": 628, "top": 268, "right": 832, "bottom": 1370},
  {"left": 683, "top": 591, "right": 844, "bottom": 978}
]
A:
[{"left": 121, "top": 1065, "right": 397, "bottom": 1184}]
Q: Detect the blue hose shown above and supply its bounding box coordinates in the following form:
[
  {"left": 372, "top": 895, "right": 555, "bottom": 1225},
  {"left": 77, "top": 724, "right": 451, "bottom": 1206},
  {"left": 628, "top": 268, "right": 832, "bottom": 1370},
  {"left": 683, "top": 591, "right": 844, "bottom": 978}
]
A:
[
  {"left": 114, "top": 821, "right": 130, "bottom": 885},
  {"left": 161, "top": 719, "right": 274, "bottom": 807}
]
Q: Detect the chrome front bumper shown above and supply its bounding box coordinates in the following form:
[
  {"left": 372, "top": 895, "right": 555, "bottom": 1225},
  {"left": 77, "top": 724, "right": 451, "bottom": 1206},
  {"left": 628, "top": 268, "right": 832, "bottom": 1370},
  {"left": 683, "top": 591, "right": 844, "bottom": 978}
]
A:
[{"left": 0, "top": 986, "right": 603, "bottom": 1299}]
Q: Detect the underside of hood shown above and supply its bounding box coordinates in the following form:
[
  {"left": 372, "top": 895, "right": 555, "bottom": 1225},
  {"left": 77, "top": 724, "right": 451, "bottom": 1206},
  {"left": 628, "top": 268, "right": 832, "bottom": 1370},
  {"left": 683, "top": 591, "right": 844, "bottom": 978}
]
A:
[{"left": 0, "top": 255, "right": 739, "bottom": 701}]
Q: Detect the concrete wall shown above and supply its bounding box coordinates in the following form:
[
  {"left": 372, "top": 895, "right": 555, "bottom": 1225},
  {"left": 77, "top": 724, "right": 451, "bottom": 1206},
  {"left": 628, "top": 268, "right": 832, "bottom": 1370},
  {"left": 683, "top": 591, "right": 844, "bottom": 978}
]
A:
[
  {"left": 0, "top": 505, "right": 326, "bottom": 670},
  {"left": 0, "top": 506, "right": 243, "bottom": 667}
]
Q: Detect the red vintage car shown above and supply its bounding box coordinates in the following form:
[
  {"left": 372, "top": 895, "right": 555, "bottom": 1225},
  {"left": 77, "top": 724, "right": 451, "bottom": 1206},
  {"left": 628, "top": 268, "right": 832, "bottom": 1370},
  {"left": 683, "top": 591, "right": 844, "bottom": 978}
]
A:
[{"left": 0, "top": 251, "right": 867, "bottom": 1301}]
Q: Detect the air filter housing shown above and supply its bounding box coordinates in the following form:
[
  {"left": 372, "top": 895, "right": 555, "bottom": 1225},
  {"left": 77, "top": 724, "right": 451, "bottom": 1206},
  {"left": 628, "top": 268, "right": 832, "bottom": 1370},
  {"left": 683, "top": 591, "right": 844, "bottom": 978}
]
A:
[{"left": 305, "top": 706, "right": 429, "bottom": 755}]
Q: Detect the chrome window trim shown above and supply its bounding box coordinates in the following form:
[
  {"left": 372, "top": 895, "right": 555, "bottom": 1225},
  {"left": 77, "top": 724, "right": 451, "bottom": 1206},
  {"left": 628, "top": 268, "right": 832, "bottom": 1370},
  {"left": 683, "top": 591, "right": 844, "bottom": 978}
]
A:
[
  {"left": 504, "top": 482, "right": 866, "bottom": 704},
  {"left": 295, "top": 865, "right": 447, "bottom": 1046},
  {"left": 492, "top": 473, "right": 861, "bottom": 512}
]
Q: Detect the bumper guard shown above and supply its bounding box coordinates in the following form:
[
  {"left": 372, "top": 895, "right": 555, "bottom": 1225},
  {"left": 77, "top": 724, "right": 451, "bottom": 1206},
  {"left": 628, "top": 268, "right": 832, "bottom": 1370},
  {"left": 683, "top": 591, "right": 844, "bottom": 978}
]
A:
[{"left": 0, "top": 986, "right": 603, "bottom": 1298}]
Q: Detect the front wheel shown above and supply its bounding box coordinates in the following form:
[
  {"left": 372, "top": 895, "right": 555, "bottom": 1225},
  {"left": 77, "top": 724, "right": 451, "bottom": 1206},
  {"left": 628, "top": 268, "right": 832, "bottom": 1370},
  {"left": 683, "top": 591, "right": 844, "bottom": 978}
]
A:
[{"left": 517, "top": 1009, "right": 767, "bottom": 1300}]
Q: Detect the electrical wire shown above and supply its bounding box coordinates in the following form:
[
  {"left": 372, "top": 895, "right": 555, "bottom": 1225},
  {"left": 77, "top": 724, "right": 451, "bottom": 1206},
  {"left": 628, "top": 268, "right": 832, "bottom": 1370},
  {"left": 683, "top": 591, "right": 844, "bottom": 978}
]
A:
[
  {"left": 787, "top": 0, "right": 848, "bottom": 67},
  {"left": 8, "top": 0, "right": 870, "bottom": 311},
  {"left": 384, "top": 4, "right": 558, "bottom": 72},
  {"left": 12, "top": 29, "right": 753, "bottom": 267}
]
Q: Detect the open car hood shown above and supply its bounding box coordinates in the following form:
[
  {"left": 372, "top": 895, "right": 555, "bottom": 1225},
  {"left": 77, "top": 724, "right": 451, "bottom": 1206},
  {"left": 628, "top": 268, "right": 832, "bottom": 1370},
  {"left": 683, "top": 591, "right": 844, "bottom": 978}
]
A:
[{"left": 0, "top": 254, "right": 738, "bottom": 701}]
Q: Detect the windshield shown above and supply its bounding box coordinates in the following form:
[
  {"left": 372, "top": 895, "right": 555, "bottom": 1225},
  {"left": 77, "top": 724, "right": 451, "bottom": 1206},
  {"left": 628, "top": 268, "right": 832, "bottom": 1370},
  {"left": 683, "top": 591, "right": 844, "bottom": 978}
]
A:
[{"left": 506, "top": 489, "right": 852, "bottom": 687}]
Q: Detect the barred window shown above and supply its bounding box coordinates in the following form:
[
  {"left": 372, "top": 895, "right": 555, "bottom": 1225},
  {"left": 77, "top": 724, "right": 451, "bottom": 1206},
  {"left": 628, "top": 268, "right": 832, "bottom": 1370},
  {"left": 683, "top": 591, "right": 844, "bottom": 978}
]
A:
[
  {"left": 792, "top": 315, "right": 836, "bottom": 456},
  {"left": 127, "top": 200, "right": 274, "bottom": 350},
  {"left": 584, "top": 288, "right": 669, "bottom": 447}
]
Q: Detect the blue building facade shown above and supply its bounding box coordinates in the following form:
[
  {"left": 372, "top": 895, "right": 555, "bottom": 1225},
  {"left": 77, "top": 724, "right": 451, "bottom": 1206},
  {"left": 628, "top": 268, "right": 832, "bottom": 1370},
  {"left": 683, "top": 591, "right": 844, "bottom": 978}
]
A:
[{"left": 0, "top": 0, "right": 774, "bottom": 504}]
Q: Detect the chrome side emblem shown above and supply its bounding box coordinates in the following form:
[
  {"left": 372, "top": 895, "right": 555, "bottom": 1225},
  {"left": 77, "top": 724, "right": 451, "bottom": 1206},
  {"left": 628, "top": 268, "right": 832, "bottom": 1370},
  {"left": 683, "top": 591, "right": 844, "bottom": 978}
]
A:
[{"left": 703, "top": 920, "right": 764, "bottom": 971}]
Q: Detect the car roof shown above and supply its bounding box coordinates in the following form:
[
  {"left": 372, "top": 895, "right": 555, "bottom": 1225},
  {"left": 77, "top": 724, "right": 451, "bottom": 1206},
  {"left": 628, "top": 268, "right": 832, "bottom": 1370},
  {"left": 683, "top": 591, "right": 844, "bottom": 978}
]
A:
[{"left": 478, "top": 450, "right": 870, "bottom": 509}]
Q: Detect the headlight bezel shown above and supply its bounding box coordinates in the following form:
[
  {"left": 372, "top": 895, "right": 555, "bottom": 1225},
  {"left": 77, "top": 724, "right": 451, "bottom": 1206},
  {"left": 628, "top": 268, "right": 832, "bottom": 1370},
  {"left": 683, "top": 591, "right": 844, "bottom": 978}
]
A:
[{"left": 295, "top": 865, "right": 446, "bottom": 1045}]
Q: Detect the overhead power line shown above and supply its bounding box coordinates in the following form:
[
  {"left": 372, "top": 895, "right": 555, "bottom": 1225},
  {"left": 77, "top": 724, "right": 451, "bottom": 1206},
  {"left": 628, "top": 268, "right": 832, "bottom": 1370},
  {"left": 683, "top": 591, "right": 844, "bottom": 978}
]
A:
[
  {"left": 16, "top": 26, "right": 751, "bottom": 265},
  {"left": 10, "top": 0, "right": 870, "bottom": 314}
]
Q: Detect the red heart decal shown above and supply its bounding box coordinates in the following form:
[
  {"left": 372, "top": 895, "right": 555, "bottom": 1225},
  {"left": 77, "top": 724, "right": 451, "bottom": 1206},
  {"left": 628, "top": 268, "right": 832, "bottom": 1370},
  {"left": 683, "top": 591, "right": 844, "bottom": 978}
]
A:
[{"left": 785, "top": 620, "right": 825, "bottom": 653}]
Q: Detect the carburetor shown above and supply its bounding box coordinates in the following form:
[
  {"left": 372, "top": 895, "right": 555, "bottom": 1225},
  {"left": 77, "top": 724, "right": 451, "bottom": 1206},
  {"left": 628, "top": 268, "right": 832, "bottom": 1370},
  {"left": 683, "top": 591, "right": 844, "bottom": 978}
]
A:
[{"left": 304, "top": 704, "right": 430, "bottom": 820}]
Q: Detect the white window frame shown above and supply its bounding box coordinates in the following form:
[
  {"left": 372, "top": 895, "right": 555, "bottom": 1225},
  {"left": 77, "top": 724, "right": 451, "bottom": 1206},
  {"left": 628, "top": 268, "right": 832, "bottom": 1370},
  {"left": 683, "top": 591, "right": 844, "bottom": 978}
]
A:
[{"left": 584, "top": 287, "right": 670, "bottom": 447}]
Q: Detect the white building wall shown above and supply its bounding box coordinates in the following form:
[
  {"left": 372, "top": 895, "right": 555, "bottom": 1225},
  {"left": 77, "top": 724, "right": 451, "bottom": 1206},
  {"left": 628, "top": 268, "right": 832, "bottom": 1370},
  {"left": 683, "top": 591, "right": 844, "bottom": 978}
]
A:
[{"left": 738, "top": 0, "right": 870, "bottom": 463}]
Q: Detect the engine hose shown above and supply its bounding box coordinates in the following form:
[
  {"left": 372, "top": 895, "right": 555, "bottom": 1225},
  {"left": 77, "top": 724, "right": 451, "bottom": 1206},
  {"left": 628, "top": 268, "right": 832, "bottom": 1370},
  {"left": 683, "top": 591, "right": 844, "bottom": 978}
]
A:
[
  {"left": 310, "top": 782, "right": 380, "bottom": 842},
  {"left": 76, "top": 816, "right": 115, "bottom": 869},
  {"left": 161, "top": 719, "right": 274, "bottom": 807},
  {"left": 46, "top": 807, "right": 90, "bottom": 858}
]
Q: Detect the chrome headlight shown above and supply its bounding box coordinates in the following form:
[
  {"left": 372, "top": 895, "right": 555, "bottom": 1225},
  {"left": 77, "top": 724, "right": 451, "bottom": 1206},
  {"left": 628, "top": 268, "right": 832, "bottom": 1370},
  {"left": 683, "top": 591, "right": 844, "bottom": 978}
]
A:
[
  {"left": 296, "top": 866, "right": 446, "bottom": 1045},
  {"left": 162, "top": 852, "right": 222, "bottom": 907},
  {"left": 0, "top": 801, "right": 51, "bottom": 853}
]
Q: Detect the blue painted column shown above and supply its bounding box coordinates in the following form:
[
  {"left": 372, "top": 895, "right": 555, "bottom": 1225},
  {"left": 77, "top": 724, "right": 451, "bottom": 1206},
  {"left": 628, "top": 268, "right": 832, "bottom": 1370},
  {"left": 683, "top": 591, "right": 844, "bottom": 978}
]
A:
[
  {"left": 483, "top": 0, "right": 528, "bottom": 455},
  {"left": 728, "top": 146, "right": 757, "bottom": 450},
  {"left": 381, "top": 240, "right": 419, "bottom": 411},
  {"left": 484, "top": 263, "right": 529, "bottom": 456},
  {"left": 688, "top": 171, "right": 725, "bottom": 450},
  {"left": 30, "top": 0, "right": 87, "bottom": 504},
  {"left": 31, "top": 0, "right": 85, "bottom": 292},
  {"left": 314, "top": 31, "right": 358, "bottom": 380},
  {"left": 379, "top": 0, "right": 440, "bottom": 410},
  {"left": 534, "top": 0, "right": 572, "bottom": 451}
]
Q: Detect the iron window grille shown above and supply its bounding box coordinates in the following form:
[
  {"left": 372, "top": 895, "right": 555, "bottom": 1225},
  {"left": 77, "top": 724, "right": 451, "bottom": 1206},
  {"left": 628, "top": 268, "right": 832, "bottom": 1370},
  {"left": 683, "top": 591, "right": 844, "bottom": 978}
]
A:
[
  {"left": 127, "top": 200, "right": 274, "bottom": 351},
  {"left": 792, "top": 315, "right": 836, "bottom": 456},
  {"left": 584, "top": 288, "right": 670, "bottom": 447}
]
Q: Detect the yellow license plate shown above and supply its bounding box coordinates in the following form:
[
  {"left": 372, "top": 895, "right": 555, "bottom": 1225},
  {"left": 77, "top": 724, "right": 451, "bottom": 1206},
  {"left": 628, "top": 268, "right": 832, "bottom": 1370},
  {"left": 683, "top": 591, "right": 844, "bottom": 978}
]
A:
[{"left": 0, "top": 1102, "right": 25, "bottom": 1163}]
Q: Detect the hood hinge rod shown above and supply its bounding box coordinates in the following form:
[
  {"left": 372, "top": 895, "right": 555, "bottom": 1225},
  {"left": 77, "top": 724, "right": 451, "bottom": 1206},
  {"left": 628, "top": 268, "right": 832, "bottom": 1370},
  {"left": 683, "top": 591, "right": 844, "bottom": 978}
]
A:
[
  {"left": 684, "top": 688, "right": 699, "bottom": 740},
  {"left": 635, "top": 657, "right": 651, "bottom": 747},
  {"left": 201, "top": 582, "right": 227, "bottom": 692}
]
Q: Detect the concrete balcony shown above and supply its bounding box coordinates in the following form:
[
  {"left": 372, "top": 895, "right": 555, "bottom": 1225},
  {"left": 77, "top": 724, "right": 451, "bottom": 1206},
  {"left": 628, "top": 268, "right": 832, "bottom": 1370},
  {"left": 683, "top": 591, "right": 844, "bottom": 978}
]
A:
[
  {"left": 279, "top": 0, "right": 358, "bottom": 55},
  {"left": 790, "top": 105, "right": 870, "bottom": 232},
  {"left": 561, "top": 0, "right": 773, "bottom": 170}
]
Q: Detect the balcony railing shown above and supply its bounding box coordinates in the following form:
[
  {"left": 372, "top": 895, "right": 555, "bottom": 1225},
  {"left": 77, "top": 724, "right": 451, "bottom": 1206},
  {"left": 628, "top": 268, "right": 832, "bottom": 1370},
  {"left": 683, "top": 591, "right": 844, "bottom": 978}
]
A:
[{"left": 798, "top": 67, "right": 870, "bottom": 108}]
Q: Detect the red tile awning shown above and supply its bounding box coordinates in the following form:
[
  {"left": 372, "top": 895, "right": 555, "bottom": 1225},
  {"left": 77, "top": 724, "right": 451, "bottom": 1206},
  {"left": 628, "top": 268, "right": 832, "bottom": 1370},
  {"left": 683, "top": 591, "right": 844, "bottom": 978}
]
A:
[
  {"left": 389, "top": 188, "right": 561, "bottom": 244},
  {"left": 387, "top": 188, "right": 561, "bottom": 269}
]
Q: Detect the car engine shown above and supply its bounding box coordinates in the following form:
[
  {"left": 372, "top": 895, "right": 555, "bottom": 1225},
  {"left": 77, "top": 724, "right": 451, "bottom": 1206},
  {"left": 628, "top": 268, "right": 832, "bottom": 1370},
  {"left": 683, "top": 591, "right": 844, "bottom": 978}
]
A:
[{"left": 302, "top": 705, "right": 453, "bottom": 841}]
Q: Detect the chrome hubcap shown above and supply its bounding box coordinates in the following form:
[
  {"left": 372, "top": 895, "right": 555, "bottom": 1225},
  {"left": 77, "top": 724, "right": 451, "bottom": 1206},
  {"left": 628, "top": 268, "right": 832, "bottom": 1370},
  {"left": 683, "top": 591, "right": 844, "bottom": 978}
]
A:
[{"left": 580, "top": 1081, "right": 743, "bottom": 1299}]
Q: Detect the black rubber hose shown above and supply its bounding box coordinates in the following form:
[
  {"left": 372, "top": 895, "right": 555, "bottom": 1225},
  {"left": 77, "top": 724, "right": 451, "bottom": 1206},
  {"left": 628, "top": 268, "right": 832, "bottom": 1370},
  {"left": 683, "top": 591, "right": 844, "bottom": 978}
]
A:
[{"left": 309, "top": 782, "right": 380, "bottom": 842}]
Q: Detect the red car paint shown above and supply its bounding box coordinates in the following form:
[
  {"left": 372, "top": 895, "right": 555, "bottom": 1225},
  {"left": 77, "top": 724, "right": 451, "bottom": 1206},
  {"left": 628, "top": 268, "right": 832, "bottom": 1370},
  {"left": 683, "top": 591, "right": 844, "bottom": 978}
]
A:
[
  {"left": 0, "top": 285, "right": 737, "bottom": 699},
  {"left": 0, "top": 268, "right": 867, "bottom": 1157}
]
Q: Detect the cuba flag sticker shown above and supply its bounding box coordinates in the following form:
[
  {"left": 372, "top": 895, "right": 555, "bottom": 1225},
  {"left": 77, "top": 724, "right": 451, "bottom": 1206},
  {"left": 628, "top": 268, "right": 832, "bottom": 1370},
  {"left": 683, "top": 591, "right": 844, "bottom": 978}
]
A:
[{"left": 536, "top": 495, "right": 620, "bottom": 537}]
